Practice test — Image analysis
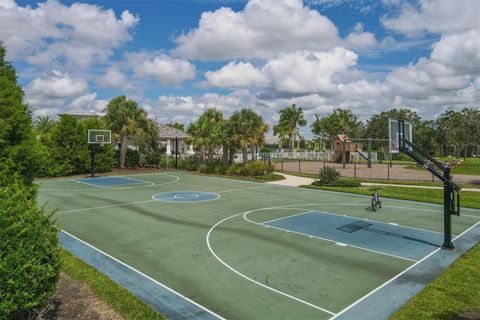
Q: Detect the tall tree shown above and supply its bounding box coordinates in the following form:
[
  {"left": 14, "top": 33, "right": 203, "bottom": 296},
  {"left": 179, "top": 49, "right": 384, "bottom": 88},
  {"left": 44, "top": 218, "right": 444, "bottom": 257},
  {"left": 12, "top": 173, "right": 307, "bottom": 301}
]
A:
[
  {"left": 187, "top": 108, "right": 224, "bottom": 163},
  {"left": 167, "top": 122, "right": 185, "bottom": 131},
  {"left": 272, "top": 124, "right": 289, "bottom": 149},
  {"left": 366, "top": 108, "right": 421, "bottom": 140},
  {"left": 435, "top": 108, "right": 480, "bottom": 156},
  {"left": 275, "top": 104, "right": 307, "bottom": 151},
  {"left": 104, "top": 96, "right": 147, "bottom": 169},
  {"left": 311, "top": 108, "right": 361, "bottom": 147},
  {"left": 229, "top": 108, "right": 268, "bottom": 164},
  {"left": 34, "top": 116, "right": 55, "bottom": 134},
  {"left": 0, "top": 42, "right": 38, "bottom": 186},
  {"left": 48, "top": 115, "right": 89, "bottom": 176},
  {"left": 34, "top": 115, "right": 56, "bottom": 144}
]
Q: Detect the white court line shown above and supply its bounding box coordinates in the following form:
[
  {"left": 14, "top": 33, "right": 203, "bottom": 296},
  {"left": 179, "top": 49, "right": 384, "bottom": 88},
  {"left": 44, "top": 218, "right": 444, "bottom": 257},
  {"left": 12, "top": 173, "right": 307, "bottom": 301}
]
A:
[
  {"left": 57, "top": 185, "right": 269, "bottom": 214},
  {"left": 174, "top": 171, "right": 480, "bottom": 213},
  {"left": 244, "top": 209, "right": 418, "bottom": 263},
  {"left": 152, "top": 191, "right": 221, "bottom": 203},
  {"left": 206, "top": 209, "right": 337, "bottom": 317},
  {"left": 261, "top": 210, "right": 315, "bottom": 224},
  {"left": 39, "top": 173, "right": 179, "bottom": 192},
  {"left": 329, "top": 219, "right": 480, "bottom": 320},
  {"left": 216, "top": 185, "right": 271, "bottom": 194},
  {"left": 61, "top": 230, "right": 225, "bottom": 320},
  {"left": 256, "top": 204, "right": 453, "bottom": 237}
]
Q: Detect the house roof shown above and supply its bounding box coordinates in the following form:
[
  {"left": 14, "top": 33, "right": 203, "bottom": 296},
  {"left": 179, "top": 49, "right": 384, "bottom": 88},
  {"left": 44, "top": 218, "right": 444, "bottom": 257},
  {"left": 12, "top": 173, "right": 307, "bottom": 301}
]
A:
[
  {"left": 158, "top": 124, "right": 190, "bottom": 139},
  {"left": 337, "top": 134, "right": 349, "bottom": 142}
]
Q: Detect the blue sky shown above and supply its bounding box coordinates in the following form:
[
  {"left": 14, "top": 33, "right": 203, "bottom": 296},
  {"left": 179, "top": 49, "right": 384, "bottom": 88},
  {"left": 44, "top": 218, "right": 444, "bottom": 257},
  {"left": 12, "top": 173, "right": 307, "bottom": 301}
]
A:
[{"left": 1, "top": 0, "right": 479, "bottom": 136}]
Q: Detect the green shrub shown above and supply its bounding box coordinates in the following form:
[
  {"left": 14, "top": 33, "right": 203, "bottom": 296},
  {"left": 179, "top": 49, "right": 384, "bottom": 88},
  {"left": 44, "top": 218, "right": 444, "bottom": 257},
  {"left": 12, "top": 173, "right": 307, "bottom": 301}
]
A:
[
  {"left": 94, "top": 144, "right": 115, "bottom": 173},
  {"left": 227, "top": 161, "right": 273, "bottom": 176},
  {"left": 124, "top": 149, "right": 140, "bottom": 169},
  {"left": 179, "top": 157, "right": 199, "bottom": 171},
  {"left": 226, "top": 163, "right": 242, "bottom": 175},
  {"left": 144, "top": 150, "right": 161, "bottom": 167},
  {"left": 198, "top": 161, "right": 227, "bottom": 174},
  {"left": 313, "top": 178, "right": 360, "bottom": 187},
  {"left": 0, "top": 182, "right": 60, "bottom": 319},
  {"left": 393, "top": 153, "right": 412, "bottom": 161},
  {"left": 318, "top": 166, "right": 341, "bottom": 184}
]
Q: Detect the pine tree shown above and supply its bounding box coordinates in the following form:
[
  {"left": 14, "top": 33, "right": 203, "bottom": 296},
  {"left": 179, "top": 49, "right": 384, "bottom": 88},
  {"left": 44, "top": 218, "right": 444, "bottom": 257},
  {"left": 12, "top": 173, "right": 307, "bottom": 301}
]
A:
[{"left": 0, "top": 42, "right": 37, "bottom": 186}]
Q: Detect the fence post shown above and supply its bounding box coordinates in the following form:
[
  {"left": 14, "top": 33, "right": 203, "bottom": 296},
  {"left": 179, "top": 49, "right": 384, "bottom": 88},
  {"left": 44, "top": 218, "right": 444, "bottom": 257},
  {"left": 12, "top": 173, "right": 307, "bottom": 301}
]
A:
[
  {"left": 298, "top": 159, "right": 301, "bottom": 173},
  {"left": 387, "top": 162, "right": 390, "bottom": 181},
  {"left": 323, "top": 161, "right": 326, "bottom": 169},
  {"left": 367, "top": 138, "right": 372, "bottom": 168},
  {"left": 354, "top": 161, "right": 356, "bottom": 179},
  {"left": 432, "top": 172, "right": 435, "bottom": 183},
  {"left": 281, "top": 159, "right": 284, "bottom": 171}
]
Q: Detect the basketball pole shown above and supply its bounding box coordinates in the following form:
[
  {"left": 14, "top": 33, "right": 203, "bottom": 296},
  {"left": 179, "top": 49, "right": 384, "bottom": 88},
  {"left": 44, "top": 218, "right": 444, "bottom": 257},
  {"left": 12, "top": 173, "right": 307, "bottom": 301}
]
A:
[
  {"left": 175, "top": 136, "right": 178, "bottom": 170},
  {"left": 90, "top": 145, "right": 96, "bottom": 178}
]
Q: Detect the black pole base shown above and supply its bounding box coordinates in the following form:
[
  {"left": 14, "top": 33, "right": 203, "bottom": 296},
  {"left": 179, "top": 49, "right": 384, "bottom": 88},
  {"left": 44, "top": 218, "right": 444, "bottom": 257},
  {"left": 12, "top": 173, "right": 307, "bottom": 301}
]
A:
[{"left": 441, "top": 242, "right": 455, "bottom": 250}]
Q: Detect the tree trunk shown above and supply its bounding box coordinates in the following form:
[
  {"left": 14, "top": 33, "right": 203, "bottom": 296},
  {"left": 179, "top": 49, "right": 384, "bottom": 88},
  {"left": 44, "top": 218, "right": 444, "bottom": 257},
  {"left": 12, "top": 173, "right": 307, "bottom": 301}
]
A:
[
  {"left": 228, "top": 145, "right": 236, "bottom": 164},
  {"left": 222, "top": 143, "right": 229, "bottom": 166},
  {"left": 252, "top": 145, "right": 257, "bottom": 161},
  {"left": 242, "top": 144, "right": 248, "bottom": 164},
  {"left": 290, "top": 133, "right": 295, "bottom": 151},
  {"left": 200, "top": 145, "right": 206, "bottom": 163},
  {"left": 120, "top": 135, "right": 128, "bottom": 169}
]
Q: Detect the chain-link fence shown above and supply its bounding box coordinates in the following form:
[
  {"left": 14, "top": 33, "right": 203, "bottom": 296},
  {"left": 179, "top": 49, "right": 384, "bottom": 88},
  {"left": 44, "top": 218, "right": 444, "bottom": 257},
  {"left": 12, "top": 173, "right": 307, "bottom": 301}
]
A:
[{"left": 272, "top": 159, "right": 480, "bottom": 184}]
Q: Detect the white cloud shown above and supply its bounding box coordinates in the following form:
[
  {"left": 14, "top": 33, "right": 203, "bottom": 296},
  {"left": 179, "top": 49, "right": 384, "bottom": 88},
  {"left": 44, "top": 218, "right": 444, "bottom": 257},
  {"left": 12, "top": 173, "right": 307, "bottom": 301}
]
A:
[
  {"left": 26, "top": 71, "right": 88, "bottom": 99},
  {"left": 68, "top": 92, "right": 107, "bottom": 115},
  {"left": 382, "top": 0, "right": 480, "bottom": 36},
  {"left": 0, "top": 0, "right": 138, "bottom": 66},
  {"left": 344, "top": 23, "right": 377, "bottom": 49},
  {"left": 203, "top": 62, "right": 269, "bottom": 88},
  {"left": 127, "top": 51, "right": 196, "bottom": 86},
  {"left": 95, "top": 67, "right": 132, "bottom": 90},
  {"left": 154, "top": 90, "right": 254, "bottom": 124},
  {"left": 173, "top": 0, "right": 377, "bottom": 60},
  {"left": 263, "top": 48, "right": 357, "bottom": 94}
]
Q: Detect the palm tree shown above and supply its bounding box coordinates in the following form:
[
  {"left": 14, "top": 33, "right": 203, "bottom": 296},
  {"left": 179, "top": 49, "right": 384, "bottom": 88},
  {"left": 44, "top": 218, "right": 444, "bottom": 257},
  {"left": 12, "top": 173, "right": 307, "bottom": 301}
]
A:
[
  {"left": 276, "top": 104, "right": 307, "bottom": 151},
  {"left": 34, "top": 116, "right": 55, "bottom": 136},
  {"left": 230, "top": 108, "right": 268, "bottom": 164},
  {"left": 104, "top": 96, "right": 147, "bottom": 169},
  {"left": 273, "top": 124, "right": 289, "bottom": 149},
  {"left": 187, "top": 108, "right": 224, "bottom": 163}
]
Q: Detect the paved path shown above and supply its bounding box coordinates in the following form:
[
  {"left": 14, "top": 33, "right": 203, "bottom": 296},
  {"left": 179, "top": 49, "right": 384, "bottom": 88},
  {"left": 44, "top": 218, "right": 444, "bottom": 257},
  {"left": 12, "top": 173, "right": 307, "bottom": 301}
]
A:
[{"left": 267, "top": 173, "right": 315, "bottom": 187}]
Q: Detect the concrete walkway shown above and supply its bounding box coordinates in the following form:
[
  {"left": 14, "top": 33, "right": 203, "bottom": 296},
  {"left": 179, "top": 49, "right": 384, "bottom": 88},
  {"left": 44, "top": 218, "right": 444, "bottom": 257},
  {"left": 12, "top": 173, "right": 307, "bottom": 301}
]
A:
[
  {"left": 267, "top": 173, "right": 315, "bottom": 187},
  {"left": 270, "top": 173, "right": 480, "bottom": 192}
]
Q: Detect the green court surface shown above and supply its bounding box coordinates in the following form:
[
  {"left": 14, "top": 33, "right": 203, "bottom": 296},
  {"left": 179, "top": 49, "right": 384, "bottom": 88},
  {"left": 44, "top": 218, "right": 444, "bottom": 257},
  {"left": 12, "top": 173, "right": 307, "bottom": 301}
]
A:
[{"left": 37, "top": 172, "right": 480, "bottom": 320}]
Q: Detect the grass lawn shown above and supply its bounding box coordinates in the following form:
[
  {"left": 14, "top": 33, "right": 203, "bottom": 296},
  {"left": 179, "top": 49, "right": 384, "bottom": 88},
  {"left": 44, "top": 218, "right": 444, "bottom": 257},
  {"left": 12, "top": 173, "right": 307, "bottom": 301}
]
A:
[
  {"left": 301, "top": 184, "right": 480, "bottom": 209},
  {"left": 61, "top": 249, "right": 164, "bottom": 320},
  {"left": 406, "top": 157, "right": 480, "bottom": 176},
  {"left": 390, "top": 243, "right": 480, "bottom": 320},
  {"left": 453, "top": 158, "right": 480, "bottom": 175}
]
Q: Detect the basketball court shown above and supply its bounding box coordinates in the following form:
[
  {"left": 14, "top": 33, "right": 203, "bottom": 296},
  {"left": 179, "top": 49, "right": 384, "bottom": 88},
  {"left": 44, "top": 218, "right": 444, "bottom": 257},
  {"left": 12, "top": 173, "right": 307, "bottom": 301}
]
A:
[{"left": 37, "top": 171, "right": 480, "bottom": 319}]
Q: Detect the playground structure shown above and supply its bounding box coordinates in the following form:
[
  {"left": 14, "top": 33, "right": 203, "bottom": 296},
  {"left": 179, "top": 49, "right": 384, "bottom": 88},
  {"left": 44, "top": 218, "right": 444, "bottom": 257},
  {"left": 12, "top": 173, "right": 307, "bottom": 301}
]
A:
[{"left": 332, "top": 134, "right": 390, "bottom": 169}]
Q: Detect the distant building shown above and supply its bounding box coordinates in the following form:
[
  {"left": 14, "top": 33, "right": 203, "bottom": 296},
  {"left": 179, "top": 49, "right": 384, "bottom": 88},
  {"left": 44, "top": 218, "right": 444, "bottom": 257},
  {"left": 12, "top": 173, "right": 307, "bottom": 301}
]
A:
[
  {"left": 58, "top": 113, "right": 99, "bottom": 121},
  {"left": 158, "top": 124, "right": 191, "bottom": 155}
]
